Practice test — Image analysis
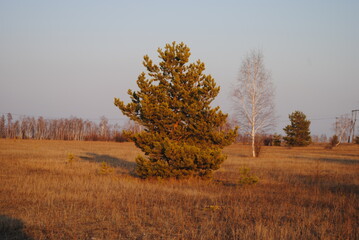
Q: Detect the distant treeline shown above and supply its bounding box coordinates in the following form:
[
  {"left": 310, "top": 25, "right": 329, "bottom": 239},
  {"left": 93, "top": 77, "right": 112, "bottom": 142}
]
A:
[
  {"left": 0, "top": 113, "right": 141, "bottom": 142},
  {"left": 0, "top": 113, "right": 329, "bottom": 144}
]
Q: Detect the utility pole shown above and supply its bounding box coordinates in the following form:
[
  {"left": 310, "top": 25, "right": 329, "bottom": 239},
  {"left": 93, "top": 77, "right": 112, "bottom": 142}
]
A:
[{"left": 351, "top": 109, "right": 359, "bottom": 142}]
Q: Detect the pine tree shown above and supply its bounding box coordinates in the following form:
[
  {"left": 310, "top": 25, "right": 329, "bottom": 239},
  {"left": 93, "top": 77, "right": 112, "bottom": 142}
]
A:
[
  {"left": 283, "top": 111, "right": 312, "bottom": 146},
  {"left": 114, "top": 42, "right": 237, "bottom": 179}
]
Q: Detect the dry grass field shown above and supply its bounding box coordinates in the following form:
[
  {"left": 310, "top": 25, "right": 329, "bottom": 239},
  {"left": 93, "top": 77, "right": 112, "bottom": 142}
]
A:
[{"left": 0, "top": 139, "right": 358, "bottom": 239}]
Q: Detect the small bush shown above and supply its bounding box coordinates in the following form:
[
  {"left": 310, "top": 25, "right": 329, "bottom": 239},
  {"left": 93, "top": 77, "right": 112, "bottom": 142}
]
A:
[
  {"left": 67, "top": 153, "right": 75, "bottom": 164},
  {"left": 263, "top": 136, "right": 272, "bottom": 146},
  {"left": 113, "top": 132, "right": 129, "bottom": 142},
  {"left": 97, "top": 162, "right": 114, "bottom": 175},
  {"left": 330, "top": 135, "right": 339, "bottom": 147},
  {"left": 272, "top": 134, "right": 282, "bottom": 146},
  {"left": 254, "top": 137, "right": 262, "bottom": 157},
  {"left": 325, "top": 135, "right": 339, "bottom": 149},
  {"left": 238, "top": 167, "right": 259, "bottom": 185}
]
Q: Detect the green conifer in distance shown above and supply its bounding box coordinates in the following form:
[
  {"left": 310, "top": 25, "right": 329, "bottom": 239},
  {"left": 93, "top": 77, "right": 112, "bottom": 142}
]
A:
[
  {"left": 114, "top": 42, "right": 237, "bottom": 179},
  {"left": 283, "top": 111, "right": 312, "bottom": 147}
]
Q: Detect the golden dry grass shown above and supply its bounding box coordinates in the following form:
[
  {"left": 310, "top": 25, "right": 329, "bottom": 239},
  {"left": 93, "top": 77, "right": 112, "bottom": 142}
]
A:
[{"left": 0, "top": 139, "right": 358, "bottom": 239}]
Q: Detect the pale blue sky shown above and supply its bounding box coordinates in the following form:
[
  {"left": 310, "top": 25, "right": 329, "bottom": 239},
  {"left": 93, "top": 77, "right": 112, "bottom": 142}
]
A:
[{"left": 1, "top": 0, "right": 358, "bottom": 135}]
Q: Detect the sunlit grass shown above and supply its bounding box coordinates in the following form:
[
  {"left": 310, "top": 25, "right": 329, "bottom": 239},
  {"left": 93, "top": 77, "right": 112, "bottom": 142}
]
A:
[{"left": 0, "top": 139, "right": 358, "bottom": 239}]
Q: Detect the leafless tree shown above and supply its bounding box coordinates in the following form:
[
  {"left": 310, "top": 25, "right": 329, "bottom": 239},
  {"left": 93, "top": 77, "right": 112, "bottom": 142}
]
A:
[
  {"left": 123, "top": 119, "right": 143, "bottom": 135},
  {"left": 20, "top": 117, "right": 29, "bottom": 139},
  {"left": 232, "top": 50, "right": 276, "bottom": 157},
  {"left": 0, "top": 115, "right": 5, "bottom": 138},
  {"left": 36, "top": 117, "right": 47, "bottom": 140},
  {"left": 6, "top": 113, "right": 13, "bottom": 138},
  {"left": 0, "top": 113, "right": 132, "bottom": 142},
  {"left": 311, "top": 135, "right": 319, "bottom": 143},
  {"left": 13, "top": 120, "right": 20, "bottom": 138},
  {"left": 319, "top": 134, "right": 327, "bottom": 143},
  {"left": 100, "top": 116, "right": 110, "bottom": 140},
  {"left": 335, "top": 114, "right": 352, "bottom": 146}
]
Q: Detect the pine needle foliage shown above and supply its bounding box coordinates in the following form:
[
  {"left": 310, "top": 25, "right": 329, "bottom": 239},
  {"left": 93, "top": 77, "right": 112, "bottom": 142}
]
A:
[
  {"left": 114, "top": 42, "right": 237, "bottom": 179},
  {"left": 283, "top": 111, "right": 312, "bottom": 147}
]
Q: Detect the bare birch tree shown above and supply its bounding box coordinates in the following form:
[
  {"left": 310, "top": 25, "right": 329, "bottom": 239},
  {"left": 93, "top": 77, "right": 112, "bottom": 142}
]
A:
[
  {"left": 0, "top": 115, "right": 6, "bottom": 138},
  {"left": 6, "top": 113, "right": 13, "bottom": 138},
  {"left": 335, "top": 114, "right": 352, "bottom": 146},
  {"left": 232, "top": 50, "right": 276, "bottom": 157},
  {"left": 0, "top": 113, "right": 134, "bottom": 141}
]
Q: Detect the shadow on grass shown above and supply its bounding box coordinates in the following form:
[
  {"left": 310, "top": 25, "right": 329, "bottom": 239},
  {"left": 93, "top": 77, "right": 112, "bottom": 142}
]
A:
[
  {"left": 233, "top": 153, "right": 250, "bottom": 158},
  {"left": 335, "top": 153, "right": 359, "bottom": 158},
  {"left": 0, "top": 215, "right": 33, "bottom": 240},
  {"left": 327, "top": 183, "right": 359, "bottom": 195},
  {"left": 316, "top": 158, "right": 359, "bottom": 165},
  {"left": 80, "top": 153, "right": 136, "bottom": 172},
  {"left": 292, "top": 156, "right": 359, "bottom": 165},
  {"left": 292, "top": 174, "right": 359, "bottom": 195}
]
